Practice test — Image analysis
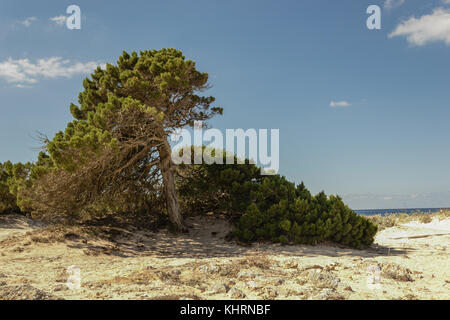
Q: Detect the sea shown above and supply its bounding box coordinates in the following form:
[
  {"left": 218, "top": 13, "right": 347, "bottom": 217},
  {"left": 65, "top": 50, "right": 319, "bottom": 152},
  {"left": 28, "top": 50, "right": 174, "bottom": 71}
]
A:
[{"left": 354, "top": 208, "right": 449, "bottom": 216}]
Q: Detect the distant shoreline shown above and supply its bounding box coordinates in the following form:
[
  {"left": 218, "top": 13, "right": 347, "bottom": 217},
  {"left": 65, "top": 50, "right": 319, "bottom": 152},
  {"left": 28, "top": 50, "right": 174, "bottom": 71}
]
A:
[{"left": 355, "top": 207, "right": 450, "bottom": 216}]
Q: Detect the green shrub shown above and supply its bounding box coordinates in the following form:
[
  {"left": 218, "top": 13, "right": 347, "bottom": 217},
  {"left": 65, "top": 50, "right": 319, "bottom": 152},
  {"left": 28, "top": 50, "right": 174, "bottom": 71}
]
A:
[
  {"left": 0, "top": 161, "right": 33, "bottom": 214},
  {"left": 179, "top": 148, "right": 378, "bottom": 248},
  {"left": 234, "top": 180, "right": 377, "bottom": 247},
  {"left": 177, "top": 146, "right": 262, "bottom": 216}
]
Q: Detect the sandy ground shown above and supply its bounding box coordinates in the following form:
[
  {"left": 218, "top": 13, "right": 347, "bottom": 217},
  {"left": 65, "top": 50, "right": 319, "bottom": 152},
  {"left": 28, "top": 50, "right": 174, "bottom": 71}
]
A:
[{"left": 0, "top": 214, "right": 449, "bottom": 300}]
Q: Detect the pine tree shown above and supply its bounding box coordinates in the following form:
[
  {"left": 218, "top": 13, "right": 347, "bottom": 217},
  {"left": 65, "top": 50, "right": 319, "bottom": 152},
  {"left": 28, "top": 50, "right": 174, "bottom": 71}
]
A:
[{"left": 32, "top": 49, "right": 221, "bottom": 230}]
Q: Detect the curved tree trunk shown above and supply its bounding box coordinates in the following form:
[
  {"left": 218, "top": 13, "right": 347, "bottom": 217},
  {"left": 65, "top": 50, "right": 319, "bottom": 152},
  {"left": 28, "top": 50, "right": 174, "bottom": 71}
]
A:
[{"left": 158, "top": 141, "right": 187, "bottom": 232}]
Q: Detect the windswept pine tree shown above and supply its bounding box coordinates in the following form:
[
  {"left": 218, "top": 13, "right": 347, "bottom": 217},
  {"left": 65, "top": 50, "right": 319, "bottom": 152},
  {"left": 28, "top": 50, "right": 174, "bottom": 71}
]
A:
[{"left": 24, "top": 49, "right": 221, "bottom": 230}]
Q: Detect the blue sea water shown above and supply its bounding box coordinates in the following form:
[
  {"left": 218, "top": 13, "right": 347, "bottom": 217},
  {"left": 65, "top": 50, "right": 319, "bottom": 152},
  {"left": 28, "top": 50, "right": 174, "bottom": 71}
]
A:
[{"left": 354, "top": 208, "right": 449, "bottom": 216}]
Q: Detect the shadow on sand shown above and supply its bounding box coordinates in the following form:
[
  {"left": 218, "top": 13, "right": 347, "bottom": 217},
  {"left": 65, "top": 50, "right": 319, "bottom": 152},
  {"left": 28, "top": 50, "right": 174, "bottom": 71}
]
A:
[{"left": 65, "top": 216, "right": 413, "bottom": 260}]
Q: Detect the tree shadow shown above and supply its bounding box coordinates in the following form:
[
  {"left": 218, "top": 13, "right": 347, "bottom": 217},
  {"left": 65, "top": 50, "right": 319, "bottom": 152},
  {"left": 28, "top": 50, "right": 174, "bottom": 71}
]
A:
[
  {"left": 0, "top": 214, "right": 46, "bottom": 230},
  {"left": 65, "top": 216, "right": 413, "bottom": 260}
]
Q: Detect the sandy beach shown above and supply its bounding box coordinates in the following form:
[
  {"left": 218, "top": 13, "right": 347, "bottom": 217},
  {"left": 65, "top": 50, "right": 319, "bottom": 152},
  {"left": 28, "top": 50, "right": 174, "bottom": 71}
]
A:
[{"left": 0, "top": 214, "right": 449, "bottom": 300}]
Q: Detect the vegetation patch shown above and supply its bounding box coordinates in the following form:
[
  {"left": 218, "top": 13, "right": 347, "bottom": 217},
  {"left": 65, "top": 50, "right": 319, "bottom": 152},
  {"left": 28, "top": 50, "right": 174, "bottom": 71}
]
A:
[{"left": 1, "top": 49, "right": 377, "bottom": 249}]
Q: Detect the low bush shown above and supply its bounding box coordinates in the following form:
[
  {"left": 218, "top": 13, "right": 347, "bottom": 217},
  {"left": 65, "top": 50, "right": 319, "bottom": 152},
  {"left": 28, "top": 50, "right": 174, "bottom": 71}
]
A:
[
  {"left": 177, "top": 147, "right": 262, "bottom": 216},
  {"left": 0, "top": 161, "right": 32, "bottom": 214},
  {"left": 179, "top": 148, "right": 378, "bottom": 248},
  {"left": 234, "top": 180, "right": 378, "bottom": 247}
]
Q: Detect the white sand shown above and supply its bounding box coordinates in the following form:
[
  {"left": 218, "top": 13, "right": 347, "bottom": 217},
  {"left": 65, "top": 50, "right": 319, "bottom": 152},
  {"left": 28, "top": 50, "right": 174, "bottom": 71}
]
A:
[{"left": 0, "top": 214, "right": 449, "bottom": 300}]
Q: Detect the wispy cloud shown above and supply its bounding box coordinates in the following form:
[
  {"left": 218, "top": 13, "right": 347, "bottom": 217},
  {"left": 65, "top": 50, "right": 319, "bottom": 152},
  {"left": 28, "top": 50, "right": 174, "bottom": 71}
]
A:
[
  {"left": 330, "top": 100, "right": 351, "bottom": 108},
  {"left": 0, "top": 57, "right": 104, "bottom": 87},
  {"left": 17, "top": 17, "right": 37, "bottom": 27},
  {"left": 389, "top": 8, "right": 450, "bottom": 46},
  {"left": 384, "top": 0, "right": 405, "bottom": 10},
  {"left": 49, "top": 15, "right": 67, "bottom": 26}
]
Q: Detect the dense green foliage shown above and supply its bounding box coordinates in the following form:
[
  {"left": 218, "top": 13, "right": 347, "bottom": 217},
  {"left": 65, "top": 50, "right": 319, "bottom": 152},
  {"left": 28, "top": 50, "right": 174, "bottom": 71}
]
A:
[
  {"left": 0, "top": 153, "right": 54, "bottom": 215},
  {"left": 234, "top": 181, "right": 377, "bottom": 248},
  {"left": 177, "top": 147, "right": 262, "bottom": 215},
  {"left": 0, "top": 161, "right": 32, "bottom": 214},
  {"left": 179, "top": 149, "right": 377, "bottom": 248}
]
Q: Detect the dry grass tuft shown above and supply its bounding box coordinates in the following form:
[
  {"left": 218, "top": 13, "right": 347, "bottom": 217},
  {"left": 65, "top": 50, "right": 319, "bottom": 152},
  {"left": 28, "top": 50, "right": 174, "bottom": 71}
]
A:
[
  {"left": 367, "top": 210, "right": 450, "bottom": 231},
  {"left": 236, "top": 254, "right": 274, "bottom": 270},
  {"left": 381, "top": 263, "right": 414, "bottom": 282}
]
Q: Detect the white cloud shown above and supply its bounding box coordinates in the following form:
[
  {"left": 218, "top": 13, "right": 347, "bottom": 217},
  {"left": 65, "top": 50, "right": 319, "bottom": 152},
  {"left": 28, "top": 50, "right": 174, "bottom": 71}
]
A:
[
  {"left": 0, "top": 57, "right": 104, "bottom": 86},
  {"left": 389, "top": 8, "right": 450, "bottom": 46},
  {"left": 15, "top": 84, "right": 32, "bottom": 89},
  {"left": 384, "top": 0, "right": 405, "bottom": 10},
  {"left": 49, "top": 15, "right": 67, "bottom": 26},
  {"left": 18, "top": 17, "right": 37, "bottom": 27},
  {"left": 330, "top": 100, "right": 351, "bottom": 108},
  {"left": 443, "top": 0, "right": 450, "bottom": 4}
]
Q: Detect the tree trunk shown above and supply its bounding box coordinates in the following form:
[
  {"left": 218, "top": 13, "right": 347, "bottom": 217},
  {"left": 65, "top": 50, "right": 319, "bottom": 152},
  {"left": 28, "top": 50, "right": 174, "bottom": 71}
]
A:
[{"left": 158, "top": 141, "right": 187, "bottom": 232}]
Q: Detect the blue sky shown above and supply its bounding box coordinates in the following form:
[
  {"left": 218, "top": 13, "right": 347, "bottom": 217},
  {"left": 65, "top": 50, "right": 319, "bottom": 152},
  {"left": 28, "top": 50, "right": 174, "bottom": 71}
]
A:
[{"left": 1, "top": 0, "right": 450, "bottom": 209}]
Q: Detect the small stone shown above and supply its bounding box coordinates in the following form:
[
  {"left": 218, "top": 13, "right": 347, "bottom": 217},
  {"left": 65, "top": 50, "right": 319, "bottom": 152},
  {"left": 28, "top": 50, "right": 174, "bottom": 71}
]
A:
[
  {"left": 315, "top": 288, "right": 346, "bottom": 300},
  {"left": 237, "top": 270, "right": 258, "bottom": 279},
  {"left": 344, "top": 286, "right": 354, "bottom": 292},
  {"left": 284, "top": 260, "right": 298, "bottom": 269},
  {"left": 54, "top": 284, "right": 69, "bottom": 292},
  {"left": 229, "top": 287, "right": 246, "bottom": 299},
  {"left": 247, "top": 281, "right": 261, "bottom": 290},
  {"left": 199, "top": 264, "right": 221, "bottom": 274},
  {"left": 170, "top": 269, "right": 181, "bottom": 276},
  {"left": 255, "top": 275, "right": 270, "bottom": 282},
  {"left": 307, "top": 270, "right": 341, "bottom": 289},
  {"left": 261, "top": 287, "right": 278, "bottom": 299},
  {"left": 208, "top": 283, "right": 229, "bottom": 294},
  {"left": 325, "top": 263, "right": 340, "bottom": 271}
]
